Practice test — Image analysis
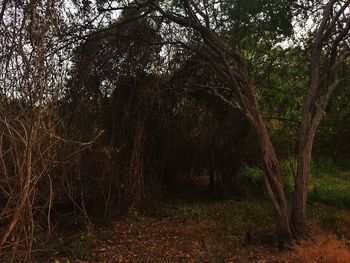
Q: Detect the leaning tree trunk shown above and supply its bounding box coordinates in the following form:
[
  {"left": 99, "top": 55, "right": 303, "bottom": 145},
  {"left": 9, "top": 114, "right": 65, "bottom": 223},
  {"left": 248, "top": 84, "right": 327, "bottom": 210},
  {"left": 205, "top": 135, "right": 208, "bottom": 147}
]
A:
[{"left": 245, "top": 88, "right": 293, "bottom": 246}]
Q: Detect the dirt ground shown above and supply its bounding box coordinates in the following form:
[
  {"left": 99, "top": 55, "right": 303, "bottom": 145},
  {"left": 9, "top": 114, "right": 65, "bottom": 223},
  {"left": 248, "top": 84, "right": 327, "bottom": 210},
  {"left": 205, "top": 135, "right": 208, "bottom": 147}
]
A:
[
  {"left": 93, "top": 216, "right": 290, "bottom": 263},
  {"left": 34, "top": 200, "right": 350, "bottom": 263}
]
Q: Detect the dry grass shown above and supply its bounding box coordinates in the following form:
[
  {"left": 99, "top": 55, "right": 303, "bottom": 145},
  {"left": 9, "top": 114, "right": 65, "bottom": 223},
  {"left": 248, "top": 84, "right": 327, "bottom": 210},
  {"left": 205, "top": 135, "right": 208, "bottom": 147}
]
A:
[{"left": 290, "top": 235, "right": 350, "bottom": 263}]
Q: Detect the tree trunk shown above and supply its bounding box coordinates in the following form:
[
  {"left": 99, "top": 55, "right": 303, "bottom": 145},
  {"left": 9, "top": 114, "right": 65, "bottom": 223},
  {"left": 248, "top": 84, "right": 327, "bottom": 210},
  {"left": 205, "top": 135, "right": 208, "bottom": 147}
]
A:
[
  {"left": 290, "top": 51, "right": 319, "bottom": 238},
  {"left": 291, "top": 123, "right": 316, "bottom": 238},
  {"left": 246, "top": 90, "right": 293, "bottom": 246},
  {"left": 256, "top": 118, "right": 293, "bottom": 246},
  {"left": 291, "top": 147, "right": 312, "bottom": 238}
]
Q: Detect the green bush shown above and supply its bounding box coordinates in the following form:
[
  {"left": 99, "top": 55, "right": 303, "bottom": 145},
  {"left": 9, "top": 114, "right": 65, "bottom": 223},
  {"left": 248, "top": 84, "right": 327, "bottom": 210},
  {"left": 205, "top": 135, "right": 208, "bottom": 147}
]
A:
[
  {"left": 280, "top": 158, "right": 297, "bottom": 199},
  {"left": 232, "top": 166, "right": 266, "bottom": 198}
]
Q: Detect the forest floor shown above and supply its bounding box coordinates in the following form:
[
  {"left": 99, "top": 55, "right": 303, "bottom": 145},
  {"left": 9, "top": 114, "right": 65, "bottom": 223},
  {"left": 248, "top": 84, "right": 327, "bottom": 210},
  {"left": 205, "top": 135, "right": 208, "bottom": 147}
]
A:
[
  {"left": 35, "top": 195, "right": 350, "bottom": 263},
  {"left": 30, "top": 164, "right": 350, "bottom": 262}
]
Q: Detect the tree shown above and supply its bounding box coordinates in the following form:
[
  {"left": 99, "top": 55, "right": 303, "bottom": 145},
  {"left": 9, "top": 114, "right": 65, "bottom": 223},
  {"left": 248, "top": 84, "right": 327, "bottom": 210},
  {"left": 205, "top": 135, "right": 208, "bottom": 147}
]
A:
[
  {"left": 292, "top": 0, "right": 350, "bottom": 237},
  {"left": 96, "top": 0, "right": 350, "bottom": 243},
  {"left": 118, "top": 0, "right": 295, "bottom": 244},
  {"left": 63, "top": 9, "right": 165, "bottom": 211}
]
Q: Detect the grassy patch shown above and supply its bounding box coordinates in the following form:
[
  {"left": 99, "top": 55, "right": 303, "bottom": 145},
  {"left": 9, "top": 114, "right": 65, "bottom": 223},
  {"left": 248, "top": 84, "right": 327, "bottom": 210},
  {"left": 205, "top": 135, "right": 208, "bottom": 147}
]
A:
[
  {"left": 309, "top": 159, "right": 350, "bottom": 209},
  {"left": 309, "top": 177, "right": 350, "bottom": 208},
  {"left": 278, "top": 157, "right": 350, "bottom": 209},
  {"left": 310, "top": 204, "right": 350, "bottom": 235}
]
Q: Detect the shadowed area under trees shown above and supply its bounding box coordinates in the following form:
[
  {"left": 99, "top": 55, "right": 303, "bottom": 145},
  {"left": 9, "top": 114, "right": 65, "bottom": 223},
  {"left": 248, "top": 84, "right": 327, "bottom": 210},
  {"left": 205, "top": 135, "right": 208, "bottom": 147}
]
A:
[{"left": 1, "top": 0, "right": 350, "bottom": 262}]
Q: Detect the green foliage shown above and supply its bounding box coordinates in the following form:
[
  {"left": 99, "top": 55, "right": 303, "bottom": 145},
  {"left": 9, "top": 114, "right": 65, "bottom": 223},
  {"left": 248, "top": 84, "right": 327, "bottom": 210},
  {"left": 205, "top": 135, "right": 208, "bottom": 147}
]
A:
[
  {"left": 232, "top": 166, "right": 266, "bottom": 198},
  {"left": 280, "top": 158, "right": 297, "bottom": 199},
  {"left": 269, "top": 157, "right": 350, "bottom": 208},
  {"left": 232, "top": 157, "right": 350, "bottom": 209},
  {"left": 223, "top": 0, "right": 296, "bottom": 37},
  {"left": 232, "top": 159, "right": 296, "bottom": 201},
  {"left": 255, "top": 47, "right": 310, "bottom": 157},
  {"left": 306, "top": 159, "right": 350, "bottom": 209},
  {"left": 242, "top": 166, "right": 264, "bottom": 186},
  {"left": 314, "top": 66, "right": 350, "bottom": 158}
]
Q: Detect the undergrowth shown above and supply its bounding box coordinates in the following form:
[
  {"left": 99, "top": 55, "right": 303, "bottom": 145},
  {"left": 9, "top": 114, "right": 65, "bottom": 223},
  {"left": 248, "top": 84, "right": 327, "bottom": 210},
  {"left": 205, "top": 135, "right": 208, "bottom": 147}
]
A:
[{"left": 238, "top": 158, "right": 350, "bottom": 209}]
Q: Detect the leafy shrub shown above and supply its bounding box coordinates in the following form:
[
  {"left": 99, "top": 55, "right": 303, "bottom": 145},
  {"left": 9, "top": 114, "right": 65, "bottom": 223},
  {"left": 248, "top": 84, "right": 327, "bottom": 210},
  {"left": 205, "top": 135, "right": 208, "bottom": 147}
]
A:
[
  {"left": 232, "top": 166, "right": 266, "bottom": 198},
  {"left": 280, "top": 158, "right": 297, "bottom": 199}
]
